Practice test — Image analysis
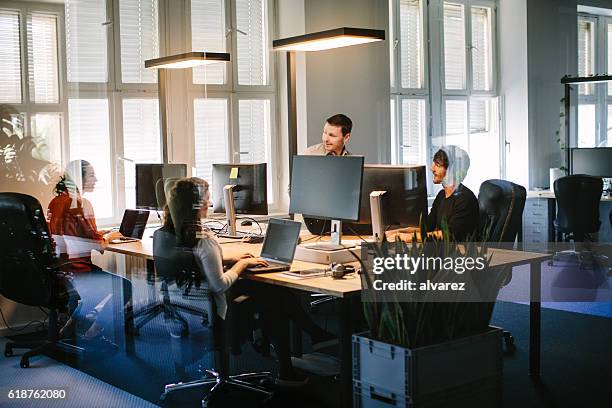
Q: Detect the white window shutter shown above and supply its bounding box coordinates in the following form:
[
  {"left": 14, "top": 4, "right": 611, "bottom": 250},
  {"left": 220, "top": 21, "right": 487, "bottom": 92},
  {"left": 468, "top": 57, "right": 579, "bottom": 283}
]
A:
[
  {"left": 443, "top": 2, "right": 466, "bottom": 90},
  {"left": 191, "top": 0, "right": 226, "bottom": 85},
  {"left": 120, "top": 0, "right": 159, "bottom": 84},
  {"left": 400, "top": 99, "right": 426, "bottom": 165},
  {"left": 0, "top": 10, "right": 22, "bottom": 104},
  {"left": 27, "top": 13, "right": 60, "bottom": 104},
  {"left": 470, "top": 7, "right": 491, "bottom": 92},
  {"left": 122, "top": 99, "right": 162, "bottom": 209},
  {"left": 194, "top": 98, "right": 229, "bottom": 183},
  {"left": 399, "top": 0, "right": 422, "bottom": 89},
  {"left": 65, "top": 0, "right": 108, "bottom": 83},
  {"left": 68, "top": 98, "right": 113, "bottom": 218},
  {"left": 578, "top": 19, "right": 594, "bottom": 95},
  {"left": 236, "top": 0, "right": 267, "bottom": 86}
]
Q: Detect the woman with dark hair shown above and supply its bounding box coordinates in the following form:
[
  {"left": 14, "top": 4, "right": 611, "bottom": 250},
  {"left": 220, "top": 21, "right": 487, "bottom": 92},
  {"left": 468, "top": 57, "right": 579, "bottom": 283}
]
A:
[
  {"left": 47, "top": 159, "right": 121, "bottom": 270},
  {"left": 47, "top": 159, "right": 125, "bottom": 347},
  {"left": 156, "top": 177, "right": 335, "bottom": 386}
]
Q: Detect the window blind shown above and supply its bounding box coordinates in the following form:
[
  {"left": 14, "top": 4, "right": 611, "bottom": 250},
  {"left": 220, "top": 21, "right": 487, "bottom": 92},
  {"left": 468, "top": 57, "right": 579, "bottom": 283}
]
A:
[
  {"left": 606, "top": 24, "right": 612, "bottom": 96},
  {"left": 238, "top": 98, "right": 272, "bottom": 201},
  {"left": 445, "top": 99, "right": 468, "bottom": 148},
  {"left": 68, "top": 98, "right": 113, "bottom": 218},
  {"left": 400, "top": 98, "right": 426, "bottom": 164},
  {"left": 399, "top": 0, "right": 422, "bottom": 89},
  {"left": 236, "top": 0, "right": 267, "bottom": 86},
  {"left": 443, "top": 2, "right": 466, "bottom": 90},
  {"left": 122, "top": 98, "right": 161, "bottom": 209},
  {"left": 471, "top": 7, "right": 491, "bottom": 91},
  {"left": 65, "top": 0, "right": 108, "bottom": 83},
  {"left": 194, "top": 98, "right": 228, "bottom": 183},
  {"left": 0, "top": 10, "right": 22, "bottom": 104},
  {"left": 27, "top": 13, "right": 59, "bottom": 103},
  {"left": 120, "top": 0, "right": 159, "bottom": 84},
  {"left": 578, "top": 19, "right": 594, "bottom": 95},
  {"left": 191, "top": 0, "right": 226, "bottom": 85}
]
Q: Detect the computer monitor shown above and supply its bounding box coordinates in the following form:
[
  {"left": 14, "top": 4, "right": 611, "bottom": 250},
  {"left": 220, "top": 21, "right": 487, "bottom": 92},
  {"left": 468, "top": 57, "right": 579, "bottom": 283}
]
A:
[
  {"left": 353, "top": 164, "right": 428, "bottom": 232},
  {"left": 212, "top": 163, "right": 267, "bottom": 238},
  {"left": 290, "top": 155, "right": 364, "bottom": 246},
  {"left": 136, "top": 164, "right": 187, "bottom": 210},
  {"left": 212, "top": 163, "right": 268, "bottom": 215},
  {"left": 571, "top": 148, "right": 612, "bottom": 177},
  {"left": 303, "top": 164, "right": 428, "bottom": 236}
]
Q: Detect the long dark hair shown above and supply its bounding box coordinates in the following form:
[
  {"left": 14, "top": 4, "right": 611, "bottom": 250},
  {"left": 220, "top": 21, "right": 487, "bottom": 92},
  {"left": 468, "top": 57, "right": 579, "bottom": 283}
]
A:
[{"left": 163, "top": 177, "right": 209, "bottom": 247}]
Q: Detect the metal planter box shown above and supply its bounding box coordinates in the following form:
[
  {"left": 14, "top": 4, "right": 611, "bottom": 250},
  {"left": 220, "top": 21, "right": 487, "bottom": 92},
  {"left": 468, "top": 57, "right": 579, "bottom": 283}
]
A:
[{"left": 352, "top": 327, "right": 503, "bottom": 406}]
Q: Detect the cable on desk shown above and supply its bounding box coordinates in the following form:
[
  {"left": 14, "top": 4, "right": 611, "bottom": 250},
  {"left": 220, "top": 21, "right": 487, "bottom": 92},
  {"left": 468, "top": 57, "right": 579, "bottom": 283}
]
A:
[{"left": 235, "top": 216, "right": 263, "bottom": 236}]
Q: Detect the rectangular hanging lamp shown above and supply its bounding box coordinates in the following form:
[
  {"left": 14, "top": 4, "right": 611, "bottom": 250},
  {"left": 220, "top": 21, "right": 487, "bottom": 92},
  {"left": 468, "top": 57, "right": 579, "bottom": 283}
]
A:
[
  {"left": 272, "top": 27, "right": 385, "bottom": 52},
  {"left": 145, "top": 52, "right": 230, "bottom": 69}
]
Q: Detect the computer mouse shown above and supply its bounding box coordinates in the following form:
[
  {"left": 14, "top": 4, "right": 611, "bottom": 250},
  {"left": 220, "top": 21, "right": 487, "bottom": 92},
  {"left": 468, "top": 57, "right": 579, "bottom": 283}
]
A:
[{"left": 240, "top": 220, "right": 253, "bottom": 226}]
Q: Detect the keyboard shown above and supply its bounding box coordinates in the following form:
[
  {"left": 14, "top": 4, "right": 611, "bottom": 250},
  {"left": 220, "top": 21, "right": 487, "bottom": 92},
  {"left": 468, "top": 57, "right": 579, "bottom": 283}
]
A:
[
  {"left": 246, "top": 262, "right": 290, "bottom": 274},
  {"left": 110, "top": 237, "right": 140, "bottom": 244}
]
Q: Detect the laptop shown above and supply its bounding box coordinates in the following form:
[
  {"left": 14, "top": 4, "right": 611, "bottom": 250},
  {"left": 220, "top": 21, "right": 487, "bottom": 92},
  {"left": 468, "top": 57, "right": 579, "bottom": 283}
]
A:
[
  {"left": 110, "top": 209, "right": 150, "bottom": 244},
  {"left": 246, "top": 218, "right": 302, "bottom": 274}
]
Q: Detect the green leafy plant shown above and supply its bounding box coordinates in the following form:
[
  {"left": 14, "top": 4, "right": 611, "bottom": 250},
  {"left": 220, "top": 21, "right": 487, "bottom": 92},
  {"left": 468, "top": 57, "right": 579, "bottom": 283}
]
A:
[{"left": 356, "top": 223, "right": 508, "bottom": 348}]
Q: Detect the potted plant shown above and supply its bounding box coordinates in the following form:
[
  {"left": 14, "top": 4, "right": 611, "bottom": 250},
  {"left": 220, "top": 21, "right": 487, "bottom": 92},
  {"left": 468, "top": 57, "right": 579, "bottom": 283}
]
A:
[{"left": 352, "top": 228, "right": 508, "bottom": 407}]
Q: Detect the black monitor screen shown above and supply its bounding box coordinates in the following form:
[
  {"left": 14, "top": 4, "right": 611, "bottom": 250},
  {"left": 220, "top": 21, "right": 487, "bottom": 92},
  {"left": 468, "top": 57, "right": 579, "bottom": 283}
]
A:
[
  {"left": 136, "top": 164, "right": 187, "bottom": 210},
  {"left": 212, "top": 163, "right": 268, "bottom": 215},
  {"left": 571, "top": 148, "right": 612, "bottom": 178},
  {"left": 119, "top": 209, "right": 150, "bottom": 238},
  {"left": 356, "top": 164, "right": 428, "bottom": 228},
  {"left": 289, "top": 155, "right": 364, "bottom": 222}
]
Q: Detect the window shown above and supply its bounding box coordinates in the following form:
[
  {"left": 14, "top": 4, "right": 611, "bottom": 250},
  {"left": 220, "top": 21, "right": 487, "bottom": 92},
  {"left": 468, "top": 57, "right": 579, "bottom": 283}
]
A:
[
  {"left": 577, "top": 13, "right": 612, "bottom": 147},
  {"left": 0, "top": 3, "right": 63, "bottom": 199},
  {"left": 0, "top": 10, "right": 22, "bottom": 104},
  {"left": 190, "top": 0, "right": 277, "bottom": 206},
  {"left": 390, "top": 0, "right": 500, "bottom": 193},
  {"left": 63, "top": 0, "right": 162, "bottom": 223}
]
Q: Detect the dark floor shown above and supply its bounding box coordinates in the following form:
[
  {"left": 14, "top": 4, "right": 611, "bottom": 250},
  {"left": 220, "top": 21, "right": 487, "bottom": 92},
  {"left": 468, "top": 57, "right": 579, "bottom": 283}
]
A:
[{"left": 3, "top": 261, "right": 612, "bottom": 408}]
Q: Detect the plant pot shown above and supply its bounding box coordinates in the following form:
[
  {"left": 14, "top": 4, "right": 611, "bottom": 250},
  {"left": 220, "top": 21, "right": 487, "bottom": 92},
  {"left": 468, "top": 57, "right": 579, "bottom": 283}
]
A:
[{"left": 352, "top": 327, "right": 503, "bottom": 407}]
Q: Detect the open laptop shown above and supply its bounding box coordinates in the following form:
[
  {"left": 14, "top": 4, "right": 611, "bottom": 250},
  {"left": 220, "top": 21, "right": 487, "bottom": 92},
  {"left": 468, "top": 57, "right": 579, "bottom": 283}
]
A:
[
  {"left": 110, "top": 209, "right": 150, "bottom": 244},
  {"left": 246, "top": 218, "right": 302, "bottom": 273}
]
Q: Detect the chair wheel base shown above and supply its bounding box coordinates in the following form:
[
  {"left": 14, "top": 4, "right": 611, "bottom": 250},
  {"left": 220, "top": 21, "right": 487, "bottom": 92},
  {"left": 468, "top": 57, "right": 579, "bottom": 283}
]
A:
[
  {"left": 4, "top": 345, "right": 13, "bottom": 357},
  {"left": 20, "top": 358, "right": 30, "bottom": 368}
]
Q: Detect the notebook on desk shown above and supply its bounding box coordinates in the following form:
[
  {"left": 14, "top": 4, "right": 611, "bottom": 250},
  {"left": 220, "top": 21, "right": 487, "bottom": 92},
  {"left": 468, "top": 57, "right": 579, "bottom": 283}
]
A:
[
  {"left": 110, "top": 209, "right": 150, "bottom": 244},
  {"left": 246, "top": 218, "right": 301, "bottom": 274}
]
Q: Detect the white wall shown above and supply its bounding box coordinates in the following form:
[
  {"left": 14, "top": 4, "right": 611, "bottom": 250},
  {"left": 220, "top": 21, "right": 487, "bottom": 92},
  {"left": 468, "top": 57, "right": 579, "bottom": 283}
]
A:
[
  {"left": 304, "top": 0, "right": 390, "bottom": 164},
  {"left": 499, "top": 0, "right": 529, "bottom": 188}
]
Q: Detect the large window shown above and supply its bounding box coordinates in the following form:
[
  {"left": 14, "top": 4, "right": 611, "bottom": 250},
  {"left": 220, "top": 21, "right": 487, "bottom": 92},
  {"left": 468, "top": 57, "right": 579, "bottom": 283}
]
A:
[
  {"left": 0, "top": 0, "right": 161, "bottom": 224},
  {"left": 577, "top": 13, "right": 612, "bottom": 147},
  {"left": 190, "top": 0, "right": 277, "bottom": 207},
  {"left": 390, "top": 0, "right": 500, "bottom": 192}
]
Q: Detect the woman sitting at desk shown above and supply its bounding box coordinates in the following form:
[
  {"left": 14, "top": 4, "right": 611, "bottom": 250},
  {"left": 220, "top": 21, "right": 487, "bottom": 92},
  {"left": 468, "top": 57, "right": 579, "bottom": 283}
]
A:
[
  {"left": 47, "top": 159, "right": 127, "bottom": 348},
  {"left": 157, "top": 177, "right": 335, "bottom": 386}
]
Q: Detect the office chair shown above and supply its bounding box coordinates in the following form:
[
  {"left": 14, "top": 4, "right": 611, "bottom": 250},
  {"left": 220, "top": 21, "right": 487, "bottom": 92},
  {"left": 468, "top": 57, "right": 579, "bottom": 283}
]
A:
[
  {"left": 0, "top": 193, "right": 85, "bottom": 367},
  {"left": 132, "top": 177, "right": 195, "bottom": 335},
  {"left": 153, "top": 227, "right": 273, "bottom": 406},
  {"left": 552, "top": 175, "right": 603, "bottom": 268},
  {"left": 478, "top": 179, "right": 527, "bottom": 351}
]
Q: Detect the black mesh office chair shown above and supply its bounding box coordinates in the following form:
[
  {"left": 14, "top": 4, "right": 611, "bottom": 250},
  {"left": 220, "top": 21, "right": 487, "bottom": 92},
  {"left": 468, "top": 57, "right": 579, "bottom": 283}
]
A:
[
  {"left": 154, "top": 227, "right": 273, "bottom": 406},
  {"left": 552, "top": 175, "right": 603, "bottom": 267},
  {"left": 478, "top": 179, "right": 527, "bottom": 351},
  {"left": 0, "top": 193, "right": 85, "bottom": 367}
]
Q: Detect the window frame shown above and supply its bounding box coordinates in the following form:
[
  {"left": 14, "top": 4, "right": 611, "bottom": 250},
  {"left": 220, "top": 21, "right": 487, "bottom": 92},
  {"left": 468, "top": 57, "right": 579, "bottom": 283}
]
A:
[
  {"left": 390, "top": 0, "right": 502, "bottom": 187},
  {"left": 577, "top": 12, "right": 611, "bottom": 147},
  {"left": 187, "top": 0, "right": 280, "bottom": 210}
]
